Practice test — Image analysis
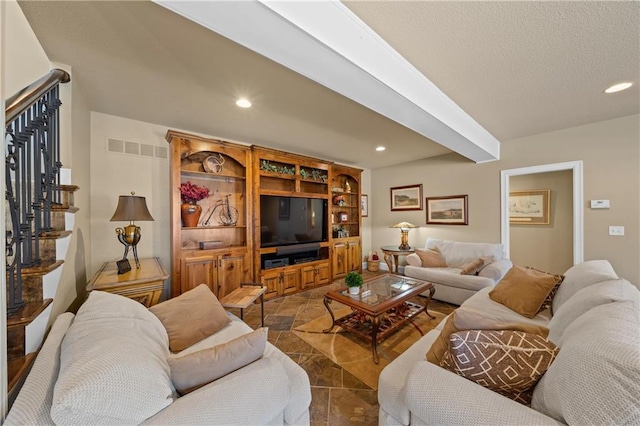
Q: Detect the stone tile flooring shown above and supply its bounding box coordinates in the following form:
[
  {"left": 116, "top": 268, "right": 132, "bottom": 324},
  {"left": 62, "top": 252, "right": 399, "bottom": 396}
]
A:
[{"left": 229, "top": 272, "right": 457, "bottom": 426}]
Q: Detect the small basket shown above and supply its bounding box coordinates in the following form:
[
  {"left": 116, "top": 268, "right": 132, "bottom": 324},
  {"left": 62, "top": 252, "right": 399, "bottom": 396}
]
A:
[{"left": 368, "top": 260, "right": 380, "bottom": 272}]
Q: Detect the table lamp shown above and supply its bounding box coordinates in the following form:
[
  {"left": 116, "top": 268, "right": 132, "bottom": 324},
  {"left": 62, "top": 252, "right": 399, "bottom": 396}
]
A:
[
  {"left": 391, "top": 222, "right": 418, "bottom": 250},
  {"left": 110, "top": 192, "right": 154, "bottom": 269}
]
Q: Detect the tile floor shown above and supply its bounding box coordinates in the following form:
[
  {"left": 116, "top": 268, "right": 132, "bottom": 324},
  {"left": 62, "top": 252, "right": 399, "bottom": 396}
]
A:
[{"left": 229, "top": 272, "right": 457, "bottom": 426}]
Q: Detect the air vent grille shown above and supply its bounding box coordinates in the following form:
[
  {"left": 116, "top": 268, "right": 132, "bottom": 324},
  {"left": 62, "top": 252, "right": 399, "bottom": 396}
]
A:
[{"left": 106, "top": 138, "right": 168, "bottom": 161}]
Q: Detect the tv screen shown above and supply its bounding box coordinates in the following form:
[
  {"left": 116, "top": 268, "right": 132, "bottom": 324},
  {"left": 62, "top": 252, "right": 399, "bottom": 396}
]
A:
[{"left": 260, "top": 195, "right": 327, "bottom": 248}]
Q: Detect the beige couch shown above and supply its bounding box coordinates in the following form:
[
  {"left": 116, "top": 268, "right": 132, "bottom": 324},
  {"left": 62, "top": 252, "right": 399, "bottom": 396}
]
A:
[
  {"left": 378, "top": 260, "right": 640, "bottom": 425},
  {"left": 6, "top": 291, "right": 311, "bottom": 425},
  {"left": 405, "top": 238, "right": 512, "bottom": 305}
]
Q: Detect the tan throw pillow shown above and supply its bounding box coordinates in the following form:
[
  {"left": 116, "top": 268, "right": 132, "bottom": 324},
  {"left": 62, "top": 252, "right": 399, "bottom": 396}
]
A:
[
  {"left": 149, "top": 284, "right": 231, "bottom": 352},
  {"left": 169, "top": 327, "right": 268, "bottom": 395},
  {"left": 489, "top": 265, "right": 564, "bottom": 319},
  {"left": 415, "top": 247, "right": 447, "bottom": 267},
  {"left": 525, "top": 266, "right": 565, "bottom": 312},
  {"left": 459, "top": 258, "right": 485, "bottom": 275},
  {"left": 441, "top": 330, "right": 559, "bottom": 405},
  {"left": 426, "top": 308, "right": 549, "bottom": 365}
]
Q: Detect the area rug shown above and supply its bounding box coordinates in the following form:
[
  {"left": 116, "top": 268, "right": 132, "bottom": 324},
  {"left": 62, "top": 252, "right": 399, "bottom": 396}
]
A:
[{"left": 292, "top": 306, "right": 447, "bottom": 390}]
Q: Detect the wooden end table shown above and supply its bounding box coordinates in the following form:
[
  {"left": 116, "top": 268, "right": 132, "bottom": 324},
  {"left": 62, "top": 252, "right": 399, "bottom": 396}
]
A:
[
  {"left": 86, "top": 257, "right": 169, "bottom": 307},
  {"left": 219, "top": 283, "right": 267, "bottom": 327},
  {"left": 380, "top": 245, "right": 416, "bottom": 274},
  {"left": 323, "top": 274, "right": 435, "bottom": 364}
]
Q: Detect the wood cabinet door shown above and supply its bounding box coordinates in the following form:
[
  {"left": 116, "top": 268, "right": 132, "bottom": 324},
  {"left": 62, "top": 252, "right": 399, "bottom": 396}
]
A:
[
  {"left": 261, "top": 270, "right": 281, "bottom": 300},
  {"left": 281, "top": 267, "right": 299, "bottom": 295},
  {"left": 332, "top": 242, "right": 347, "bottom": 279},
  {"left": 300, "top": 265, "right": 316, "bottom": 289},
  {"left": 316, "top": 262, "right": 330, "bottom": 286},
  {"left": 181, "top": 255, "right": 216, "bottom": 294},
  {"left": 217, "top": 252, "right": 248, "bottom": 298},
  {"left": 347, "top": 240, "right": 362, "bottom": 272}
]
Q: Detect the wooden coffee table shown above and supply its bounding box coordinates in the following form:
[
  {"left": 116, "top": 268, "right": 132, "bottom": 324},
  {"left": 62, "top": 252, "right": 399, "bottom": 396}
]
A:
[{"left": 323, "top": 274, "right": 435, "bottom": 363}]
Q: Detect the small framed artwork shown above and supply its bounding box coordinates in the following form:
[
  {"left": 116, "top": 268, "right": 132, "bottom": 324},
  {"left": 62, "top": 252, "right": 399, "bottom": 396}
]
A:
[
  {"left": 361, "top": 194, "right": 369, "bottom": 217},
  {"left": 509, "top": 189, "right": 550, "bottom": 225},
  {"left": 426, "top": 195, "right": 468, "bottom": 225},
  {"left": 390, "top": 184, "right": 423, "bottom": 211}
]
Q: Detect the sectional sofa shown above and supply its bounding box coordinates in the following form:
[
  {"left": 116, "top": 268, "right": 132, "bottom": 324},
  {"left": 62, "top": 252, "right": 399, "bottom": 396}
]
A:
[{"left": 378, "top": 260, "right": 640, "bottom": 425}]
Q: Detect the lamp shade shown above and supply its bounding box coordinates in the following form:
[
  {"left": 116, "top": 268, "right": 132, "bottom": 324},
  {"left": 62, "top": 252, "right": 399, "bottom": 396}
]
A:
[
  {"left": 110, "top": 193, "right": 154, "bottom": 222},
  {"left": 391, "top": 222, "right": 418, "bottom": 230}
]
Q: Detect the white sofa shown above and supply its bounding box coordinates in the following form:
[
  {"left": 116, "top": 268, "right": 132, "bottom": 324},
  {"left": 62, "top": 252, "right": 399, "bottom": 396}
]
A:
[
  {"left": 405, "top": 238, "right": 513, "bottom": 305},
  {"left": 378, "top": 260, "right": 640, "bottom": 425},
  {"left": 6, "top": 291, "right": 311, "bottom": 425}
]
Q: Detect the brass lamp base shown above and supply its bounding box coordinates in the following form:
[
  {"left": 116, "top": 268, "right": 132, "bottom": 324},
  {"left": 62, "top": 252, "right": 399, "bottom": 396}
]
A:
[
  {"left": 398, "top": 229, "right": 410, "bottom": 250},
  {"left": 116, "top": 224, "right": 142, "bottom": 268}
]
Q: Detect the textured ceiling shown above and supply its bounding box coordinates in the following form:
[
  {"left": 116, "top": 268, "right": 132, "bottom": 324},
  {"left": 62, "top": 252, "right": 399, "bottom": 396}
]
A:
[{"left": 18, "top": 1, "right": 640, "bottom": 169}]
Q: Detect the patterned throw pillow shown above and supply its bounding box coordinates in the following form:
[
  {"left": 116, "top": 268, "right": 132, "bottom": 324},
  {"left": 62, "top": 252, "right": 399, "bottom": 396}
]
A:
[{"left": 440, "top": 329, "right": 559, "bottom": 405}]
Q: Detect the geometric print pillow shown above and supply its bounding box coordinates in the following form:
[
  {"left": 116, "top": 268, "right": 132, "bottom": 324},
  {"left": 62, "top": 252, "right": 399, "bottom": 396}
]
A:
[{"left": 440, "top": 330, "right": 559, "bottom": 405}]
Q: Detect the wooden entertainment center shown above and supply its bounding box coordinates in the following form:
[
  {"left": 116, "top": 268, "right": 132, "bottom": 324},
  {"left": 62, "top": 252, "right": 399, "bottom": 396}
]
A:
[{"left": 166, "top": 130, "right": 362, "bottom": 301}]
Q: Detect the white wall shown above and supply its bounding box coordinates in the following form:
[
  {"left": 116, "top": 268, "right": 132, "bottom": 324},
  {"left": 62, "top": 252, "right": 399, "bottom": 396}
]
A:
[
  {"left": 89, "top": 113, "right": 172, "bottom": 276},
  {"left": 360, "top": 168, "right": 372, "bottom": 261},
  {"left": 371, "top": 115, "right": 640, "bottom": 284},
  {"left": 510, "top": 170, "right": 573, "bottom": 274}
]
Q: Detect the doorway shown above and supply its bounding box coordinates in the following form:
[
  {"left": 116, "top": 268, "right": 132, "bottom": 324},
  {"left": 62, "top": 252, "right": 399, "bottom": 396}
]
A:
[{"left": 500, "top": 161, "right": 584, "bottom": 266}]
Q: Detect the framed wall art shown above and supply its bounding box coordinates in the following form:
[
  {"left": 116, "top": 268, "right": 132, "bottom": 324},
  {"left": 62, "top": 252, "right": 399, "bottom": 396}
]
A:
[
  {"left": 390, "top": 184, "right": 423, "bottom": 211},
  {"left": 361, "top": 194, "right": 369, "bottom": 217},
  {"left": 426, "top": 195, "right": 468, "bottom": 225},
  {"left": 509, "top": 189, "right": 550, "bottom": 225}
]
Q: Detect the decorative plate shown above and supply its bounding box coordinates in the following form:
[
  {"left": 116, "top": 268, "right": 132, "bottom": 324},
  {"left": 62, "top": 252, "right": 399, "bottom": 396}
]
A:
[{"left": 203, "top": 153, "right": 225, "bottom": 174}]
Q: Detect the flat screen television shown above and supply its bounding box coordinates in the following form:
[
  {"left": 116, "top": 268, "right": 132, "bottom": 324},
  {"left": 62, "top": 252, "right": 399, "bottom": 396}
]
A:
[{"left": 260, "top": 195, "right": 328, "bottom": 248}]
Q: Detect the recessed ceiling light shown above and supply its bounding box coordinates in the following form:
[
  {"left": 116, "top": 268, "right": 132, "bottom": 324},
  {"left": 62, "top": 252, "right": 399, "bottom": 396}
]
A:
[
  {"left": 376, "top": 146, "right": 386, "bottom": 152},
  {"left": 235, "top": 98, "right": 252, "bottom": 108},
  {"left": 604, "top": 82, "right": 633, "bottom": 94}
]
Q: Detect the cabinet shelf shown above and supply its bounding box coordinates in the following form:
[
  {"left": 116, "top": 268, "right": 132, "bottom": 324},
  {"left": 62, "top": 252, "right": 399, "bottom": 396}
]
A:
[
  {"left": 181, "top": 170, "right": 245, "bottom": 180},
  {"left": 259, "top": 170, "right": 296, "bottom": 180},
  {"left": 260, "top": 189, "right": 328, "bottom": 199}
]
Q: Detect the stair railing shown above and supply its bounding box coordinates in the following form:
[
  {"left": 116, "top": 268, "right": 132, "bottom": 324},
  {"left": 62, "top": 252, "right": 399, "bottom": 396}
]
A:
[{"left": 5, "top": 69, "right": 70, "bottom": 314}]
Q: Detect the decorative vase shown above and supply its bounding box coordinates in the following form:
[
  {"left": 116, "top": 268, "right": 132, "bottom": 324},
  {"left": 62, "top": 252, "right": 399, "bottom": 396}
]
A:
[
  {"left": 348, "top": 286, "right": 360, "bottom": 295},
  {"left": 181, "top": 201, "right": 202, "bottom": 227}
]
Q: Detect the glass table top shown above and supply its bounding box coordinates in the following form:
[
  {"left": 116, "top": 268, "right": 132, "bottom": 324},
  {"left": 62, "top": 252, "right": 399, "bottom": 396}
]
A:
[{"left": 339, "top": 275, "right": 426, "bottom": 307}]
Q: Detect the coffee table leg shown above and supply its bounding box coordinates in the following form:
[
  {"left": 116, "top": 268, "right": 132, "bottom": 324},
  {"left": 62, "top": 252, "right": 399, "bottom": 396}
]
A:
[
  {"left": 423, "top": 286, "right": 436, "bottom": 319},
  {"left": 323, "top": 297, "right": 336, "bottom": 333},
  {"left": 371, "top": 316, "right": 380, "bottom": 364}
]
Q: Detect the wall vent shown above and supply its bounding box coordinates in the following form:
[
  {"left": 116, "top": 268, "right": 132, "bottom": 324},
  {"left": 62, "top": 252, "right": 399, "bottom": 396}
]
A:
[
  {"left": 107, "top": 139, "right": 124, "bottom": 153},
  {"left": 107, "top": 138, "right": 168, "bottom": 161},
  {"left": 125, "top": 141, "right": 140, "bottom": 155},
  {"left": 140, "top": 144, "right": 154, "bottom": 157},
  {"left": 155, "top": 146, "right": 168, "bottom": 159}
]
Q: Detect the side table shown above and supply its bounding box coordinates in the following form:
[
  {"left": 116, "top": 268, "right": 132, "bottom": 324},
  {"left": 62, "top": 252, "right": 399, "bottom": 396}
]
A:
[
  {"left": 380, "top": 246, "right": 416, "bottom": 275},
  {"left": 219, "top": 283, "right": 266, "bottom": 327},
  {"left": 86, "top": 257, "right": 169, "bottom": 307}
]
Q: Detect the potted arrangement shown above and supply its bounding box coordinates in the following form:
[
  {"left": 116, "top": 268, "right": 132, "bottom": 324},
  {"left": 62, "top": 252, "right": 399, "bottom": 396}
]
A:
[
  {"left": 345, "top": 271, "right": 364, "bottom": 295},
  {"left": 368, "top": 252, "right": 380, "bottom": 272},
  {"left": 180, "top": 181, "right": 210, "bottom": 227}
]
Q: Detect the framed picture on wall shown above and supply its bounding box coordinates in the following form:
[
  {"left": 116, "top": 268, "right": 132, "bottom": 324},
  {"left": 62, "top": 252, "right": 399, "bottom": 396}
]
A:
[
  {"left": 509, "top": 189, "right": 550, "bottom": 225},
  {"left": 426, "top": 195, "right": 468, "bottom": 225},
  {"left": 390, "top": 184, "right": 423, "bottom": 211},
  {"left": 361, "top": 194, "right": 369, "bottom": 217}
]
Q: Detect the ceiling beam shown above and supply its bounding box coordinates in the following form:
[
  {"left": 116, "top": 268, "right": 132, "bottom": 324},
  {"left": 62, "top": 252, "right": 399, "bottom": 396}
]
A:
[{"left": 153, "top": 0, "right": 500, "bottom": 163}]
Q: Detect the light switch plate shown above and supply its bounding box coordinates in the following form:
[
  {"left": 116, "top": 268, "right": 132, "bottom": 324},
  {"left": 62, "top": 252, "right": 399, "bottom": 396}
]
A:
[
  {"left": 591, "top": 200, "right": 610, "bottom": 209},
  {"left": 609, "top": 226, "right": 625, "bottom": 236}
]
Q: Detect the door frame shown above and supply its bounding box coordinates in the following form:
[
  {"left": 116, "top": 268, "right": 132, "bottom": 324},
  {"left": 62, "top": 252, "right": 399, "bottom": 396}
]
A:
[{"left": 500, "top": 161, "right": 584, "bottom": 265}]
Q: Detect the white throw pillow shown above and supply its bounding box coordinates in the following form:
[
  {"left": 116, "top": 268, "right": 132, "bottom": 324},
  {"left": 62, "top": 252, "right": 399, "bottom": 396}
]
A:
[
  {"left": 51, "top": 291, "right": 175, "bottom": 425},
  {"left": 532, "top": 300, "right": 640, "bottom": 425},
  {"left": 548, "top": 279, "right": 639, "bottom": 344},
  {"left": 551, "top": 260, "right": 618, "bottom": 313}
]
